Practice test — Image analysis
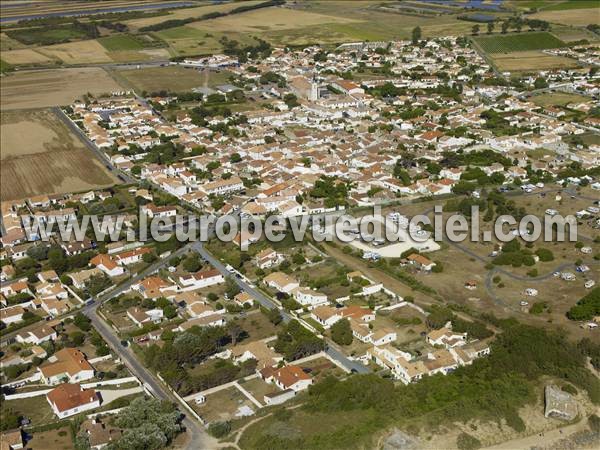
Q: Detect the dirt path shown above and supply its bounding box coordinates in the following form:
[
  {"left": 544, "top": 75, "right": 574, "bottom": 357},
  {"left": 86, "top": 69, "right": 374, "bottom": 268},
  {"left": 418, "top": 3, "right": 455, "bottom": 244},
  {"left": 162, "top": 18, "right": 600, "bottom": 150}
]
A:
[{"left": 483, "top": 419, "right": 593, "bottom": 450}]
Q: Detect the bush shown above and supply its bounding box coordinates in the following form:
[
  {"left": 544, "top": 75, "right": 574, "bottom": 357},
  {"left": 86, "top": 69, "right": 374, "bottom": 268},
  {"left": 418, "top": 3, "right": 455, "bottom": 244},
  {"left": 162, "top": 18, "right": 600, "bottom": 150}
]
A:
[
  {"left": 457, "top": 432, "right": 481, "bottom": 450},
  {"left": 208, "top": 421, "right": 231, "bottom": 438}
]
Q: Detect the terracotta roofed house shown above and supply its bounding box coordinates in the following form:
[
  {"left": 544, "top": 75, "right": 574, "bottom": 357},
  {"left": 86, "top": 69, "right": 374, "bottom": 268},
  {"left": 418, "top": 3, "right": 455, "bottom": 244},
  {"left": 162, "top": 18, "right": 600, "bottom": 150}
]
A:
[
  {"left": 46, "top": 383, "right": 100, "bottom": 418},
  {"left": 39, "top": 348, "right": 94, "bottom": 385}
]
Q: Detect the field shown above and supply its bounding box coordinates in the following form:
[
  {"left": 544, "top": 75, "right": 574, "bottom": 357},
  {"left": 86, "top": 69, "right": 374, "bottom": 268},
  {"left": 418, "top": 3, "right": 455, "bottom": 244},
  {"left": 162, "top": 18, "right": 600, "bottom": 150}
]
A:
[
  {"left": 152, "top": 1, "right": 480, "bottom": 52},
  {"left": 492, "top": 50, "right": 579, "bottom": 72},
  {"left": 0, "top": 0, "right": 186, "bottom": 22},
  {"left": 474, "top": 32, "right": 566, "bottom": 53},
  {"left": 0, "top": 67, "right": 122, "bottom": 110},
  {"left": 530, "top": 8, "right": 600, "bottom": 26},
  {"left": 123, "top": 1, "right": 264, "bottom": 30},
  {"left": 36, "top": 40, "right": 113, "bottom": 64},
  {"left": 530, "top": 91, "right": 592, "bottom": 107},
  {"left": 99, "top": 34, "right": 147, "bottom": 51},
  {"left": 113, "top": 65, "right": 231, "bottom": 93},
  {"left": 0, "top": 109, "right": 119, "bottom": 201},
  {"left": 27, "top": 425, "right": 75, "bottom": 450}
]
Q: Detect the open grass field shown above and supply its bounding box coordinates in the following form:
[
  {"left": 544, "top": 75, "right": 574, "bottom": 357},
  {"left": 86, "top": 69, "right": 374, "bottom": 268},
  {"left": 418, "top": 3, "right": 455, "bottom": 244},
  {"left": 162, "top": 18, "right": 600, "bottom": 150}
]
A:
[
  {"left": 550, "top": 25, "right": 600, "bottom": 43},
  {"left": 0, "top": 47, "right": 54, "bottom": 65},
  {"left": 1, "top": 109, "right": 119, "bottom": 201},
  {"left": 113, "top": 65, "right": 230, "bottom": 93},
  {"left": 189, "top": 7, "right": 360, "bottom": 34},
  {"left": 492, "top": 50, "right": 579, "bottom": 72},
  {"left": 123, "top": 1, "right": 263, "bottom": 30},
  {"left": 36, "top": 39, "right": 112, "bottom": 64},
  {"left": 0, "top": 0, "right": 187, "bottom": 22},
  {"left": 1, "top": 67, "right": 122, "bottom": 110},
  {"left": 0, "top": 32, "right": 28, "bottom": 51},
  {"left": 98, "top": 33, "right": 147, "bottom": 51},
  {"left": 474, "top": 31, "right": 566, "bottom": 53},
  {"left": 156, "top": 26, "right": 257, "bottom": 56},
  {"left": 530, "top": 8, "right": 600, "bottom": 26},
  {"left": 152, "top": 2, "right": 479, "bottom": 51},
  {"left": 530, "top": 91, "right": 592, "bottom": 107}
]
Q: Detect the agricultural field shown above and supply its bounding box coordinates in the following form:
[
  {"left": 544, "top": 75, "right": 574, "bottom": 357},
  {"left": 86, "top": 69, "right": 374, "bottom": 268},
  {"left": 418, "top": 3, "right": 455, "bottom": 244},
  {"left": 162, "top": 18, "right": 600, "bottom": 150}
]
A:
[
  {"left": 0, "top": 0, "right": 187, "bottom": 23},
  {"left": 551, "top": 25, "right": 600, "bottom": 43},
  {"left": 492, "top": 50, "right": 579, "bottom": 72},
  {"left": 473, "top": 31, "right": 566, "bottom": 53},
  {"left": 123, "top": 1, "right": 264, "bottom": 30},
  {"left": 0, "top": 67, "right": 123, "bottom": 110},
  {"left": 0, "top": 109, "right": 119, "bottom": 201},
  {"left": 530, "top": 8, "right": 600, "bottom": 27},
  {"left": 36, "top": 39, "right": 113, "bottom": 64},
  {"left": 156, "top": 26, "right": 258, "bottom": 57},
  {"left": 113, "top": 65, "right": 231, "bottom": 93}
]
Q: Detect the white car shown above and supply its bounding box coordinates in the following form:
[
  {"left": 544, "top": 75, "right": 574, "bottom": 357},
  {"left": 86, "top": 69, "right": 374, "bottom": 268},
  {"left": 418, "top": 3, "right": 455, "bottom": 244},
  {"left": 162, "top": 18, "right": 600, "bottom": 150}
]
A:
[{"left": 585, "top": 280, "right": 596, "bottom": 289}]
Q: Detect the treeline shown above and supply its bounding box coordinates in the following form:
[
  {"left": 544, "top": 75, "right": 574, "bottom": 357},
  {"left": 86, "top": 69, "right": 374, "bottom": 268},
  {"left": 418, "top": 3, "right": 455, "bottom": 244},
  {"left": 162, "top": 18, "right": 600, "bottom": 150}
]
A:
[{"left": 140, "top": 0, "right": 285, "bottom": 32}]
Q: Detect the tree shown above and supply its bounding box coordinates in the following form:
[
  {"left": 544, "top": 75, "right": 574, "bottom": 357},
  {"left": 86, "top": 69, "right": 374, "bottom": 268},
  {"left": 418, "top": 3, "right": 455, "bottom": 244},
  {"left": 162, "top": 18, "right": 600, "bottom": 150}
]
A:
[
  {"left": 230, "top": 153, "right": 242, "bottom": 163},
  {"left": 182, "top": 254, "right": 202, "bottom": 273},
  {"left": 74, "top": 312, "right": 92, "bottom": 331},
  {"left": 142, "top": 252, "right": 157, "bottom": 264},
  {"left": 472, "top": 24, "right": 480, "bottom": 36},
  {"left": 412, "top": 26, "right": 422, "bottom": 45},
  {"left": 163, "top": 305, "right": 177, "bottom": 319},
  {"left": 534, "top": 77, "right": 548, "bottom": 89},
  {"left": 487, "top": 22, "right": 495, "bottom": 34},
  {"left": 70, "top": 331, "right": 86, "bottom": 346},
  {"left": 501, "top": 21, "right": 509, "bottom": 34},
  {"left": 331, "top": 319, "right": 353, "bottom": 345},
  {"left": 208, "top": 421, "right": 231, "bottom": 438},
  {"left": 224, "top": 276, "right": 241, "bottom": 299}
]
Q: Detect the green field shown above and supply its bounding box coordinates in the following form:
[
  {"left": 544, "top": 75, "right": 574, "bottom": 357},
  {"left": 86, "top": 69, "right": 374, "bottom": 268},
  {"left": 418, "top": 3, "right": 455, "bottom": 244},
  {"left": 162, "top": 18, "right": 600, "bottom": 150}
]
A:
[
  {"left": 544, "top": 0, "right": 600, "bottom": 11},
  {"left": 6, "top": 25, "right": 89, "bottom": 46},
  {"left": 474, "top": 31, "right": 566, "bottom": 53},
  {"left": 99, "top": 34, "right": 146, "bottom": 51}
]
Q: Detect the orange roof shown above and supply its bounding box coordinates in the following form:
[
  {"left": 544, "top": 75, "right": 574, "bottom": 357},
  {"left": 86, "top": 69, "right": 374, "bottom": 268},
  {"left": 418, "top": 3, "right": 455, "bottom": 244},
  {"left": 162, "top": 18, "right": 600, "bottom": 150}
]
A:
[
  {"left": 90, "top": 254, "right": 118, "bottom": 271},
  {"left": 40, "top": 348, "right": 93, "bottom": 378},
  {"left": 115, "top": 247, "right": 151, "bottom": 261},
  {"left": 47, "top": 383, "right": 97, "bottom": 413},
  {"left": 274, "top": 365, "right": 310, "bottom": 388},
  {"left": 340, "top": 305, "right": 373, "bottom": 320},
  {"left": 407, "top": 253, "right": 433, "bottom": 266}
]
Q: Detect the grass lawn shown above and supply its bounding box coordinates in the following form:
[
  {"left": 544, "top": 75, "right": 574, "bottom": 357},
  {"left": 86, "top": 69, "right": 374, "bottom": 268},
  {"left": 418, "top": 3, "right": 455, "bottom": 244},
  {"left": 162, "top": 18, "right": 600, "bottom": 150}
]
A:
[
  {"left": 474, "top": 31, "right": 566, "bottom": 53},
  {"left": 236, "top": 311, "right": 281, "bottom": 341},
  {"left": 26, "top": 425, "right": 74, "bottom": 450},
  {"left": 238, "top": 377, "right": 277, "bottom": 405},
  {"left": 192, "top": 385, "right": 254, "bottom": 423},
  {"left": 3, "top": 395, "right": 56, "bottom": 426}
]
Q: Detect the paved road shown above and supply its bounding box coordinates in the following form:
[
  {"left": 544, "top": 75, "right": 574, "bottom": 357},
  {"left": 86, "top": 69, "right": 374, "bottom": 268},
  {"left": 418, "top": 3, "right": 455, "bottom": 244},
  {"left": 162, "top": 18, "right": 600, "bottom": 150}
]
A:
[
  {"left": 52, "top": 107, "right": 135, "bottom": 184},
  {"left": 192, "top": 241, "right": 370, "bottom": 374},
  {"left": 80, "top": 242, "right": 214, "bottom": 449}
]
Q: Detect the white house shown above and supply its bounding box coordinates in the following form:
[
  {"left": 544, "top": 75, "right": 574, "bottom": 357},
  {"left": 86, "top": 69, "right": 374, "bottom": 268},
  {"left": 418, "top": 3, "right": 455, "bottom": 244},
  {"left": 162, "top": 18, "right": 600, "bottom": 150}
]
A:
[
  {"left": 179, "top": 268, "right": 224, "bottom": 291},
  {"left": 292, "top": 287, "right": 328, "bottom": 307},
  {"left": 47, "top": 383, "right": 100, "bottom": 419},
  {"left": 39, "top": 348, "right": 95, "bottom": 385}
]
